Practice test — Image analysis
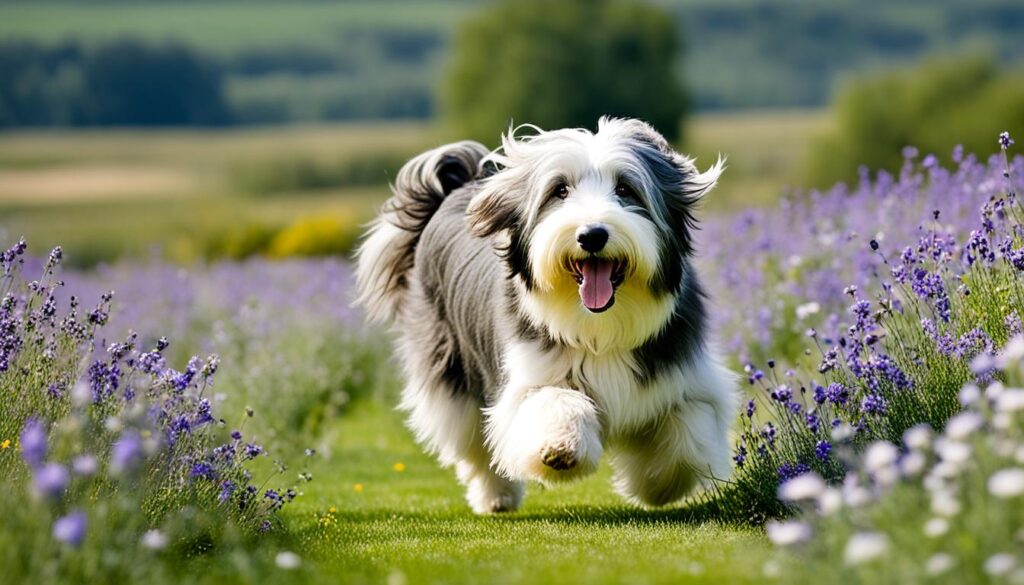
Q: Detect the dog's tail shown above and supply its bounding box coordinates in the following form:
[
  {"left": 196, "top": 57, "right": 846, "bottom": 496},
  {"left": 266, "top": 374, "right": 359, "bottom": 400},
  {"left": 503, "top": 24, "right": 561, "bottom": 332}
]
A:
[{"left": 355, "top": 140, "right": 489, "bottom": 323}]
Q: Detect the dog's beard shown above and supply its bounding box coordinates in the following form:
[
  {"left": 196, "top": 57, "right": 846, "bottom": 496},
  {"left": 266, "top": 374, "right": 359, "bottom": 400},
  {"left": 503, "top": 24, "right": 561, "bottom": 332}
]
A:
[{"left": 520, "top": 200, "right": 674, "bottom": 352}]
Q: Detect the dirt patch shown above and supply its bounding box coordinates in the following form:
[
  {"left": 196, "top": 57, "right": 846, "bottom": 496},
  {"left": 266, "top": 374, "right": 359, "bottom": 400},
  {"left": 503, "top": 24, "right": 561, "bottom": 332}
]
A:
[{"left": 0, "top": 165, "right": 201, "bottom": 204}]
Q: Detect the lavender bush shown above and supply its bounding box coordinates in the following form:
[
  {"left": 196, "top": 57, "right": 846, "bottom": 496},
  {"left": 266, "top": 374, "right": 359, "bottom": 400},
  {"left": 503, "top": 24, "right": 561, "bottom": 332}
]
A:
[
  {"left": 699, "top": 134, "right": 1024, "bottom": 529},
  {"left": 58, "top": 257, "right": 396, "bottom": 444},
  {"left": 0, "top": 244, "right": 312, "bottom": 582},
  {"left": 704, "top": 139, "right": 1024, "bottom": 366},
  {"left": 767, "top": 337, "right": 1024, "bottom": 583}
]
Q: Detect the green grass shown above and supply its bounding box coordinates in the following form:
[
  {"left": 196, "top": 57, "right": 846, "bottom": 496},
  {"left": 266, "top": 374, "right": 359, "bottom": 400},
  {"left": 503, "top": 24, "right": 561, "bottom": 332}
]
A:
[{"left": 282, "top": 401, "right": 771, "bottom": 584}]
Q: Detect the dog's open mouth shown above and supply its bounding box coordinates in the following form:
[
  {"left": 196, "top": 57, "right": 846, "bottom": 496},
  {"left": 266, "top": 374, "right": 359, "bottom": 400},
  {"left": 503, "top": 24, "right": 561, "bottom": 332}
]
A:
[{"left": 566, "top": 257, "right": 627, "bottom": 313}]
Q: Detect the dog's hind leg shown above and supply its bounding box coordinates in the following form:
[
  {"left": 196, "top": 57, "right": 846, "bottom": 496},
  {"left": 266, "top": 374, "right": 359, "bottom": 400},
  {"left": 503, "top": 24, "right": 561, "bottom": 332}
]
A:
[
  {"left": 399, "top": 377, "right": 523, "bottom": 514},
  {"left": 610, "top": 397, "right": 733, "bottom": 507}
]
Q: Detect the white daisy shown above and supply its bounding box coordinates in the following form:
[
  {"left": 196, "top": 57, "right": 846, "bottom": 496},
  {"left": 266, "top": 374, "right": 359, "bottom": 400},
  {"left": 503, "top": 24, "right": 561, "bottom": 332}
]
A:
[
  {"left": 779, "top": 472, "right": 825, "bottom": 502},
  {"left": 843, "top": 532, "right": 889, "bottom": 565},
  {"left": 984, "top": 553, "right": 1016, "bottom": 576},
  {"left": 925, "top": 553, "right": 955, "bottom": 576},
  {"left": 275, "top": 551, "right": 302, "bottom": 570},
  {"left": 766, "top": 520, "right": 811, "bottom": 546},
  {"left": 988, "top": 468, "right": 1024, "bottom": 498}
]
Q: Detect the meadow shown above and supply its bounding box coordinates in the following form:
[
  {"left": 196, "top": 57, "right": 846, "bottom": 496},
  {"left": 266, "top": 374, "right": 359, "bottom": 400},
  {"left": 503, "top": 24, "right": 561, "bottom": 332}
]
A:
[{"left": 2, "top": 119, "right": 1023, "bottom": 584}]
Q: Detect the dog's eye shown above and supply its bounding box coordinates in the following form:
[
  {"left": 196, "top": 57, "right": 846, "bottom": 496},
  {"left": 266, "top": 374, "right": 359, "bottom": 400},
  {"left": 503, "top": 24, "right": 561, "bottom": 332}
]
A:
[
  {"left": 551, "top": 182, "right": 569, "bottom": 200},
  {"left": 615, "top": 182, "right": 639, "bottom": 202}
]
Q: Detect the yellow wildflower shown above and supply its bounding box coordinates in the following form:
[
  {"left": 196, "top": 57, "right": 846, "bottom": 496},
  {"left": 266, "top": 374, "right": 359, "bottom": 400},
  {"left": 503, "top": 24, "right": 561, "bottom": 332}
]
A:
[
  {"left": 353, "top": 484, "right": 364, "bottom": 493},
  {"left": 393, "top": 462, "right": 406, "bottom": 473},
  {"left": 329, "top": 506, "right": 338, "bottom": 513},
  {"left": 0, "top": 439, "right": 9, "bottom": 450}
]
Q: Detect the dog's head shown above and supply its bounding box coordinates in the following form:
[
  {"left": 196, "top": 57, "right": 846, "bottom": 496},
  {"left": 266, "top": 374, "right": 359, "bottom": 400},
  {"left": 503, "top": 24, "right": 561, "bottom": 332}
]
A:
[{"left": 467, "top": 117, "right": 722, "bottom": 351}]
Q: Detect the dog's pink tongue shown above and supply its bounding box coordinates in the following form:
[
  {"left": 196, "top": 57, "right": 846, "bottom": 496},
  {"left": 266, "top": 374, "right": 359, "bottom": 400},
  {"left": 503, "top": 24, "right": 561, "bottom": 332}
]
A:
[{"left": 579, "top": 259, "right": 614, "bottom": 310}]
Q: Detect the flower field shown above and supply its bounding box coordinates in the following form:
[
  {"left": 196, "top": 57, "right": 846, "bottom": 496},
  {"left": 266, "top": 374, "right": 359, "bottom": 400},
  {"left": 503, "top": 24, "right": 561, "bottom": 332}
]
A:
[{"left": 1, "top": 133, "right": 1023, "bottom": 584}]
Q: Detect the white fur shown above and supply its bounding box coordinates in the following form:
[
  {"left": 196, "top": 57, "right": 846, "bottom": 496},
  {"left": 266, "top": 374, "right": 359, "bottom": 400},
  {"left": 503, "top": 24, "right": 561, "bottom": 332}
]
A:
[{"left": 482, "top": 338, "right": 736, "bottom": 505}]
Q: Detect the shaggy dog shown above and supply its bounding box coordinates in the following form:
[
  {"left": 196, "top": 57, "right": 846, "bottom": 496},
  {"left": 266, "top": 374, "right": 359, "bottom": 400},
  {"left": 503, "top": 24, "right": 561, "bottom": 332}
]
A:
[{"left": 355, "top": 117, "right": 736, "bottom": 513}]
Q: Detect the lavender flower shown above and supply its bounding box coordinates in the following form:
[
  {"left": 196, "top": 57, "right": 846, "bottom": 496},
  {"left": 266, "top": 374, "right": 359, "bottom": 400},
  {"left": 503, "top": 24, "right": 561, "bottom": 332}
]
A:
[
  {"left": 110, "top": 430, "right": 144, "bottom": 475},
  {"left": 999, "top": 131, "right": 1014, "bottom": 150},
  {"left": 20, "top": 418, "right": 47, "bottom": 468},
  {"left": 815, "top": 440, "right": 832, "bottom": 461},
  {"left": 33, "top": 463, "right": 69, "bottom": 500},
  {"left": 52, "top": 511, "right": 87, "bottom": 547}
]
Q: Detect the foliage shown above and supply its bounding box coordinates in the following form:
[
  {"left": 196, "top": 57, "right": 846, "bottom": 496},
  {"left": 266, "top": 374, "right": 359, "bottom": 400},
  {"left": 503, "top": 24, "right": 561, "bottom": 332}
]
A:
[
  {"left": 700, "top": 134, "right": 1024, "bottom": 539},
  {"left": 0, "top": 39, "right": 230, "bottom": 127},
  {"left": 0, "top": 244, "right": 307, "bottom": 582},
  {"left": 766, "top": 350, "right": 1024, "bottom": 584},
  {"left": 59, "top": 257, "right": 395, "bottom": 440},
  {"left": 806, "top": 55, "right": 1024, "bottom": 186},
  {"left": 442, "top": 0, "right": 687, "bottom": 144},
  {"left": 3, "top": 0, "right": 1024, "bottom": 121}
]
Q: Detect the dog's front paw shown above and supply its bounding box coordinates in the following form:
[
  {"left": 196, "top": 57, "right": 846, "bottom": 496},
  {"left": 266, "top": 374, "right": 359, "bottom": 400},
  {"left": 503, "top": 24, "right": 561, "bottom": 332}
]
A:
[
  {"left": 541, "top": 444, "right": 578, "bottom": 471},
  {"left": 490, "top": 386, "right": 603, "bottom": 483}
]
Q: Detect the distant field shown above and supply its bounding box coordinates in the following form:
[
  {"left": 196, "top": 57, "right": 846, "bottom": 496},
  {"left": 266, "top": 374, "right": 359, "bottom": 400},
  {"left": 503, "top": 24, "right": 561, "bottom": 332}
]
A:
[
  {"left": 4, "top": 0, "right": 1020, "bottom": 115},
  {"left": 0, "top": 110, "right": 826, "bottom": 266},
  {"left": 0, "top": 2, "right": 467, "bottom": 52}
]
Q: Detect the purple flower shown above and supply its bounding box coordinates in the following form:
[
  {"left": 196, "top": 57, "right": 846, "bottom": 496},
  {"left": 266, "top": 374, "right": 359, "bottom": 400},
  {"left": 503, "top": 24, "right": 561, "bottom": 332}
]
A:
[
  {"left": 166, "top": 415, "right": 192, "bottom": 445},
  {"left": 33, "top": 463, "right": 69, "bottom": 500},
  {"left": 191, "top": 461, "right": 217, "bottom": 481},
  {"left": 53, "top": 511, "right": 87, "bottom": 547},
  {"left": 999, "top": 131, "right": 1014, "bottom": 150},
  {"left": 745, "top": 399, "right": 756, "bottom": 418},
  {"left": 110, "top": 430, "right": 144, "bottom": 475},
  {"left": 193, "top": 399, "right": 215, "bottom": 427},
  {"left": 778, "top": 462, "right": 811, "bottom": 481},
  {"left": 219, "top": 480, "right": 237, "bottom": 503},
  {"left": 761, "top": 423, "right": 777, "bottom": 447},
  {"left": 20, "top": 418, "right": 47, "bottom": 468},
  {"left": 814, "top": 440, "right": 832, "bottom": 461},
  {"left": 770, "top": 384, "right": 793, "bottom": 403},
  {"left": 805, "top": 412, "right": 820, "bottom": 434},
  {"left": 861, "top": 393, "right": 888, "bottom": 416},
  {"left": 242, "top": 443, "right": 264, "bottom": 460},
  {"left": 45, "top": 246, "right": 63, "bottom": 270},
  {"left": 825, "top": 383, "right": 849, "bottom": 405},
  {"left": 733, "top": 444, "right": 747, "bottom": 468},
  {"left": 812, "top": 384, "right": 827, "bottom": 405}
]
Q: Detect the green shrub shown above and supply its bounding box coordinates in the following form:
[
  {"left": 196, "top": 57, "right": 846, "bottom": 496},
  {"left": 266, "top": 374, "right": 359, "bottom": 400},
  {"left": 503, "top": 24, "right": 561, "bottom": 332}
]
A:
[
  {"left": 442, "top": 0, "right": 687, "bottom": 145},
  {"left": 807, "top": 55, "right": 1024, "bottom": 186}
]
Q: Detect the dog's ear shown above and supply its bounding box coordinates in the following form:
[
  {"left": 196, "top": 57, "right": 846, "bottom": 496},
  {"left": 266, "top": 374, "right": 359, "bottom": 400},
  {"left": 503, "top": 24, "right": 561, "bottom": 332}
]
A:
[
  {"left": 465, "top": 173, "right": 520, "bottom": 237},
  {"left": 604, "top": 117, "right": 724, "bottom": 205}
]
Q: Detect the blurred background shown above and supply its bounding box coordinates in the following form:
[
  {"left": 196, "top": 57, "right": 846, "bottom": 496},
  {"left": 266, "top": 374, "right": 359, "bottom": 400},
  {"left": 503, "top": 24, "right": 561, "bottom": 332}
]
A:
[{"left": 1, "top": 0, "right": 1022, "bottom": 267}]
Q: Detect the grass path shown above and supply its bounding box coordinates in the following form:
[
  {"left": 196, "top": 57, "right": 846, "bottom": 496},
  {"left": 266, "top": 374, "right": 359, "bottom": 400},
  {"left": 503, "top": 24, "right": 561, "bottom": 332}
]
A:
[{"left": 280, "top": 402, "right": 771, "bottom": 584}]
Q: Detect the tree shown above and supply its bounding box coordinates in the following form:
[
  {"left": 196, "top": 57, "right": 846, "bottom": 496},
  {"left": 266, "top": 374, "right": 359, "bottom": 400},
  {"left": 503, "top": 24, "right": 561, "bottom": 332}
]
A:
[
  {"left": 442, "top": 0, "right": 687, "bottom": 145},
  {"left": 82, "top": 40, "right": 230, "bottom": 126},
  {"left": 807, "top": 55, "right": 1024, "bottom": 186}
]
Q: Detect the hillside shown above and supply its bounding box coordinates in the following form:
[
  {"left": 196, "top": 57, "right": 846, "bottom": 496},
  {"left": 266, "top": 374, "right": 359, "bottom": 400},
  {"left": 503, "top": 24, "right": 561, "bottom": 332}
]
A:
[{"left": 0, "top": 0, "right": 1021, "bottom": 124}]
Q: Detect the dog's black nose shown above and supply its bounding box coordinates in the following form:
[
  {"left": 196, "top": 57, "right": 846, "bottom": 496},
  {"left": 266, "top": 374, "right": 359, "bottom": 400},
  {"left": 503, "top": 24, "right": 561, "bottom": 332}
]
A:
[{"left": 576, "top": 225, "right": 609, "bottom": 253}]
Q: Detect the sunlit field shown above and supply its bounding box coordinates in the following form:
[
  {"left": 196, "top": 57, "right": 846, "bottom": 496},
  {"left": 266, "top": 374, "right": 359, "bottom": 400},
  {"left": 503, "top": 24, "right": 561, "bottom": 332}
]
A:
[
  {"left": 3, "top": 116, "right": 1022, "bottom": 582},
  {"left": 4, "top": 0, "right": 1024, "bottom": 581}
]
